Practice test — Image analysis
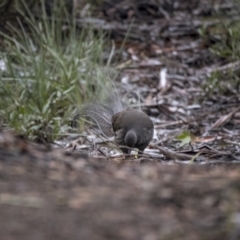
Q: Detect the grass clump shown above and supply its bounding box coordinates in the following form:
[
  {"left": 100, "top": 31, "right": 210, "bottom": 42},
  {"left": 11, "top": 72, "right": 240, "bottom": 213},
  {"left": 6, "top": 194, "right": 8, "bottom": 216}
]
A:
[
  {"left": 0, "top": 0, "right": 110, "bottom": 142},
  {"left": 201, "top": 17, "right": 240, "bottom": 96}
]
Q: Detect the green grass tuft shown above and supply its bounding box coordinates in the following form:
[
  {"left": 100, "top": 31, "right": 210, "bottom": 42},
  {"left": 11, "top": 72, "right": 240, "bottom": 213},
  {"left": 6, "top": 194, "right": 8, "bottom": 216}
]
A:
[
  {"left": 0, "top": 0, "right": 110, "bottom": 142},
  {"left": 201, "top": 14, "right": 240, "bottom": 97}
]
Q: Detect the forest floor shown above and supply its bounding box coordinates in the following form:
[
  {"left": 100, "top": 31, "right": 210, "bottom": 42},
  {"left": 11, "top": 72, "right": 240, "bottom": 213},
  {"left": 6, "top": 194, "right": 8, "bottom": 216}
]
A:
[{"left": 1, "top": 0, "right": 240, "bottom": 239}]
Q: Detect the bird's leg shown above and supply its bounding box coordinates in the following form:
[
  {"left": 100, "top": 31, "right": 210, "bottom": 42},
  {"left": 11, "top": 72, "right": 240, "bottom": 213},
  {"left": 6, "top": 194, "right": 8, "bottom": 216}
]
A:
[{"left": 134, "top": 148, "right": 139, "bottom": 159}]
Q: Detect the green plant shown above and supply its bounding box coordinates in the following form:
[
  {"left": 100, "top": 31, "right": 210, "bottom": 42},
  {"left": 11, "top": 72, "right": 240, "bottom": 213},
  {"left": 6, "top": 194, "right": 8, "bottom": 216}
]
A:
[
  {"left": 0, "top": 0, "right": 110, "bottom": 142},
  {"left": 201, "top": 15, "right": 240, "bottom": 97}
]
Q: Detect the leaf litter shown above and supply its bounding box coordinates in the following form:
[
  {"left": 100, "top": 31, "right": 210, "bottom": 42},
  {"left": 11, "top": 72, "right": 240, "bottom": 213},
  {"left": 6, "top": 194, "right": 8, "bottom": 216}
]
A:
[{"left": 1, "top": 0, "right": 240, "bottom": 239}]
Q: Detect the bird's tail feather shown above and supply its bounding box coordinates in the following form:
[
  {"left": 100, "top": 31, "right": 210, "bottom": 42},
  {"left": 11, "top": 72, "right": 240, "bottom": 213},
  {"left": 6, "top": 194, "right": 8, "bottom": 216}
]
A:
[{"left": 72, "top": 93, "right": 127, "bottom": 138}]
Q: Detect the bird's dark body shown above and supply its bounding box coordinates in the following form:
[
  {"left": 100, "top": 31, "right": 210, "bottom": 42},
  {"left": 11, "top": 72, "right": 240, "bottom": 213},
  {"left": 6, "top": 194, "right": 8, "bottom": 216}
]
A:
[
  {"left": 112, "top": 109, "right": 153, "bottom": 154},
  {"left": 72, "top": 94, "right": 153, "bottom": 154}
]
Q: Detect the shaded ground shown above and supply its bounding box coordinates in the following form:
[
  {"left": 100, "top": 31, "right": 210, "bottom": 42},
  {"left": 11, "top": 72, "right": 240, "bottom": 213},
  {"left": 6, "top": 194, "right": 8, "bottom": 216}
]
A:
[
  {"left": 1, "top": 132, "right": 240, "bottom": 240},
  {"left": 1, "top": 0, "right": 240, "bottom": 239}
]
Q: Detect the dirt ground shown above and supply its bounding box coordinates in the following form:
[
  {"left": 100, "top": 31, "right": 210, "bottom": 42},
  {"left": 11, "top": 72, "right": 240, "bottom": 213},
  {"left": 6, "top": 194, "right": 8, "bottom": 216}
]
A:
[
  {"left": 0, "top": 134, "right": 240, "bottom": 240},
  {"left": 0, "top": 132, "right": 240, "bottom": 240},
  {"left": 1, "top": 0, "right": 240, "bottom": 239}
]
